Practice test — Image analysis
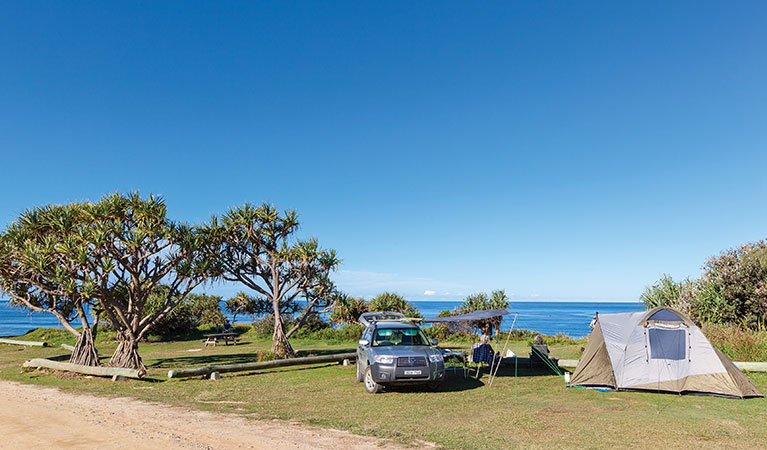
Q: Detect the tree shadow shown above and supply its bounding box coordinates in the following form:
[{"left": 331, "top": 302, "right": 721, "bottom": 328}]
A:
[
  {"left": 295, "top": 348, "right": 356, "bottom": 357},
  {"left": 148, "top": 352, "right": 261, "bottom": 368}
]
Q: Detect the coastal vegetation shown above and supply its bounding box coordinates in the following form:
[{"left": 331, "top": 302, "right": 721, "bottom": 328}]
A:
[
  {"left": 0, "top": 193, "right": 339, "bottom": 367},
  {"left": 641, "top": 240, "right": 767, "bottom": 329},
  {"left": 329, "top": 292, "right": 421, "bottom": 325},
  {"left": 1, "top": 327, "right": 765, "bottom": 449}
]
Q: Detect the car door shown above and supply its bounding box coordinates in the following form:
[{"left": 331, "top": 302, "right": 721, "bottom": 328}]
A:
[{"left": 358, "top": 327, "right": 373, "bottom": 369}]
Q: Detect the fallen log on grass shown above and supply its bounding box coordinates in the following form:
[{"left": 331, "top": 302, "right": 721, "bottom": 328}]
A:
[
  {"left": 60, "top": 343, "right": 75, "bottom": 351},
  {"left": 23, "top": 358, "right": 145, "bottom": 379},
  {"left": 167, "top": 352, "right": 358, "bottom": 379},
  {"left": 0, "top": 338, "right": 48, "bottom": 347}
]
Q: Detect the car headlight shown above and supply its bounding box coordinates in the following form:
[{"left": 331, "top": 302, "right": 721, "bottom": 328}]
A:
[
  {"left": 429, "top": 354, "right": 443, "bottom": 363},
  {"left": 375, "top": 355, "right": 395, "bottom": 365}
]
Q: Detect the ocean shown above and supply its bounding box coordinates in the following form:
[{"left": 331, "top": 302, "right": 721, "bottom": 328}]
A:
[
  {"left": 1, "top": 298, "right": 643, "bottom": 338},
  {"left": 411, "top": 300, "right": 644, "bottom": 338}
]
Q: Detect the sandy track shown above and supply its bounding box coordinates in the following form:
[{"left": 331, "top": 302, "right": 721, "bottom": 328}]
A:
[{"left": 0, "top": 380, "right": 417, "bottom": 449}]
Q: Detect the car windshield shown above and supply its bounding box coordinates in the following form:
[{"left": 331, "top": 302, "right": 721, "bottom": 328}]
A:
[{"left": 372, "top": 328, "right": 429, "bottom": 346}]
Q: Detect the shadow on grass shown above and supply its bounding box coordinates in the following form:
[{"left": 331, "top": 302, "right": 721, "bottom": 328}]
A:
[
  {"left": 149, "top": 348, "right": 357, "bottom": 369},
  {"left": 148, "top": 352, "right": 261, "bottom": 368},
  {"left": 483, "top": 362, "right": 563, "bottom": 378},
  {"left": 168, "top": 362, "right": 346, "bottom": 382},
  {"left": 295, "top": 348, "right": 356, "bottom": 357}
]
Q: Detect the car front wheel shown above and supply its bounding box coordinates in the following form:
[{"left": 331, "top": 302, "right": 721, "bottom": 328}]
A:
[
  {"left": 426, "top": 380, "right": 442, "bottom": 392},
  {"left": 364, "top": 367, "right": 382, "bottom": 394}
]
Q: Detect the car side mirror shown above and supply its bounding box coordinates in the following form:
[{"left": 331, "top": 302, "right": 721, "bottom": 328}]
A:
[
  {"left": 358, "top": 339, "right": 369, "bottom": 347},
  {"left": 430, "top": 338, "right": 438, "bottom": 346}
]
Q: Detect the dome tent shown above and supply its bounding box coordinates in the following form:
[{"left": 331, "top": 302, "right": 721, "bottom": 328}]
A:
[{"left": 570, "top": 307, "right": 763, "bottom": 398}]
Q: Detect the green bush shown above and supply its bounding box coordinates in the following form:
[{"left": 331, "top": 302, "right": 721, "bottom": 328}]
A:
[
  {"left": 252, "top": 315, "right": 276, "bottom": 338},
  {"left": 703, "top": 323, "right": 767, "bottom": 362},
  {"left": 369, "top": 292, "right": 421, "bottom": 318},
  {"left": 146, "top": 291, "right": 226, "bottom": 338},
  {"left": 642, "top": 240, "right": 767, "bottom": 330},
  {"left": 299, "top": 323, "right": 364, "bottom": 342},
  {"left": 257, "top": 350, "right": 278, "bottom": 362}
]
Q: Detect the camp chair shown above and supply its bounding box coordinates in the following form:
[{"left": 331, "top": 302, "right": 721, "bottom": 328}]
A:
[
  {"left": 529, "top": 343, "right": 550, "bottom": 368},
  {"left": 470, "top": 343, "right": 500, "bottom": 378}
]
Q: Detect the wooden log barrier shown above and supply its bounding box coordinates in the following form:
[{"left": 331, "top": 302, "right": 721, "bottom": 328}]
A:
[
  {"left": 167, "top": 352, "right": 358, "bottom": 379},
  {"left": 0, "top": 338, "right": 48, "bottom": 347},
  {"left": 23, "top": 358, "right": 145, "bottom": 379}
]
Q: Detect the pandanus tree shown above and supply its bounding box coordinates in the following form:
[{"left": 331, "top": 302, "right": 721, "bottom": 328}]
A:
[
  {"left": 203, "top": 203, "right": 339, "bottom": 358},
  {"left": 0, "top": 204, "right": 101, "bottom": 366},
  {"left": 77, "top": 192, "right": 215, "bottom": 370},
  {"left": 225, "top": 292, "right": 257, "bottom": 324},
  {"left": 459, "top": 289, "right": 510, "bottom": 336}
]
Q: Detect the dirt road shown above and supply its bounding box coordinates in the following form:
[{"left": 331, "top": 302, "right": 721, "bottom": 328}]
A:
[{"left": 0, "top": 381, "right": 416, "bottom": 449}]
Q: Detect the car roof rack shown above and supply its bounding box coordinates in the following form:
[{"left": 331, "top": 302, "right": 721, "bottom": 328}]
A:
[{"left": 359, "top": 311, "right": 406, "bottom": 326}]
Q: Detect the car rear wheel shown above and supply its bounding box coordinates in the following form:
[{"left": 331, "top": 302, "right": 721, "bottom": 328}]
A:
[
  {"left": 356, "top": 360, "right": 364, "bottom": 382},
  {"left": 364, "top": 367, "right": 382, "bottom": 394}
]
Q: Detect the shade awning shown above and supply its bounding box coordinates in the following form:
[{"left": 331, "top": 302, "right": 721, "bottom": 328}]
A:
[{"left": 424, "top": 309, "right": 509, "bottom": 323}]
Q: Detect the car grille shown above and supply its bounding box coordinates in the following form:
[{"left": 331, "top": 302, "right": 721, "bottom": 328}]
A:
[{"left": 397, "top": 356, "right": 427, "bottom": 367}]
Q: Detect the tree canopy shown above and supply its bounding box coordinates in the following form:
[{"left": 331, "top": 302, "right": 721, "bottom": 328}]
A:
[
  {"left": 225, "top": 292, "right": 257, "bottom": 324},
  {"left": 203, "top": 203, "right": 339, "bottom": 358},
  {"left": 458, "top": 290, "right": 509, "bottom": 336},
  {"left": 0, "top": 203, "right": 101, "bottom": 365}
]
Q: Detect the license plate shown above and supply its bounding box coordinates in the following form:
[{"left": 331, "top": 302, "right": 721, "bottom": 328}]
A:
[{"left": 404, "top": 370, "right": 422, "bottom": 375}]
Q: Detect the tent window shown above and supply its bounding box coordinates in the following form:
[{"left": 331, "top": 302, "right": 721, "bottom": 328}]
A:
[
  {"left": 647, "top": 309, "right": 683, "bottom": 322},
  {"left": 648, "top": 328, "right": 686, "bottom": 360}
]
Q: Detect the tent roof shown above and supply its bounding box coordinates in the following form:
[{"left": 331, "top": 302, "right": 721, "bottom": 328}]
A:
[{"left": 424, "top": 309, "right": 509, "bottom": 323}]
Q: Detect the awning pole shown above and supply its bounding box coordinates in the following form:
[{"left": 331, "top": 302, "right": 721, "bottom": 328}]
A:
[{"left": 488, "top": 312, "right": 517, "bottom": 388}]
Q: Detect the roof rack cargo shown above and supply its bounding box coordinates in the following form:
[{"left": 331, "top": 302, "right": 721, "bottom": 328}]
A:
[{"left": 358, "top": 311, "right": 406, "bottom": 326}]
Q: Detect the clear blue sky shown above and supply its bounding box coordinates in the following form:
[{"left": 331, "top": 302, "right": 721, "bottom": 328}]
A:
[{"left": 1, "top": 2, "right": 766, "bottom": 302}]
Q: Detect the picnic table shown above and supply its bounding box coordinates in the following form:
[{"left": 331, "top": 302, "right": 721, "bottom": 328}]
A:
[{"left": 203, "top": 332, "right": 240, "bottom": 347}]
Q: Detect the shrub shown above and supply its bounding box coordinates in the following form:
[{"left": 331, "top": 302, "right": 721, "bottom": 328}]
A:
[
  {"left": 225, "top": 292, "right": 257, "bottom": 324},
  {"left": 369, "top": 292, "right": 421, "bottom": 318},
  {"left": 329, "top": 295, "right": 369, "bottom": 325},
  {"left": 458, "top": 290, "right": 509, "bottom": 335},
  {"left": 640, "top": 274, "right": 692, "bottom": 309},
  {"left": 141, "top": 287, "right": 226, "bottom": 339},
  {"left": 642, "top": 240, "right": 767, "bottom": 330},
  {"left": 257, "top": 350, "right": 278, "bottom": 362},
  {"left": 703, "top": 323, "right": 767, "bottom": 362},
  {"left": 252, "top": 315, "right": 276, "bottom": 338},
  {"left": 694, "top": 241, "right": 767, "bottom": 328},
  {"left": 187, "top": 293, "right": 226, "bottom": 326}
]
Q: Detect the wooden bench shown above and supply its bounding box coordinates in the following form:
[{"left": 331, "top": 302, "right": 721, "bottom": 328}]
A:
[{"left": 203, "top": 332, "right": 240, "bottom": 347}]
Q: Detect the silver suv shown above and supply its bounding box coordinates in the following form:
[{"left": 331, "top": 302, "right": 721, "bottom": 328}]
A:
[{"left": 356, "top": 311, "right": 445, "bottom": 394}]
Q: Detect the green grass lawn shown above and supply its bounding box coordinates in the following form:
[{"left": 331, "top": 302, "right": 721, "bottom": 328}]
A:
[{"left": 2, "top": 329, "right": 766, "bottom": 449}]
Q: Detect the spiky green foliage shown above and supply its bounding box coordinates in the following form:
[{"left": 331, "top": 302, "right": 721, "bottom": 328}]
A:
[
  {"left": 75, "top": 192, "right": 216, "bottom": 370},
  {"left": 368, "top": 292, "right": 422, "bottom": 318},
  {"left": 329, "top": 294, "right": 370, "bottom": 325},
  {"left": 639, "top": 274, "right": 690, "bottom": 309},
  {"left": 0, "top": 203, "right": 101, "bottom": 365},
  {"left": 225, "top": 292, "right": 258, "bottom": 324},
  {"left": 203, "top": 203, "right": 339, "bottom": 358},
  {"left": 458, "top": 289, "right": 510, "bottom": 335},
  {"left": 642, "top": 240, "right": 767, "bottom": 329}
]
